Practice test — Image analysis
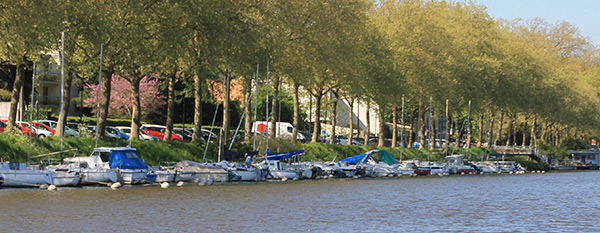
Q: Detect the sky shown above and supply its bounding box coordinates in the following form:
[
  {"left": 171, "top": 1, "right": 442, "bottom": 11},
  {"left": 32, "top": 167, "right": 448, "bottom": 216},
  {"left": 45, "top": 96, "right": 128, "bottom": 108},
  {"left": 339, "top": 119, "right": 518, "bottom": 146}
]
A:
[{"left": 474, "top": 0, "right": 600, "bottom": 46}]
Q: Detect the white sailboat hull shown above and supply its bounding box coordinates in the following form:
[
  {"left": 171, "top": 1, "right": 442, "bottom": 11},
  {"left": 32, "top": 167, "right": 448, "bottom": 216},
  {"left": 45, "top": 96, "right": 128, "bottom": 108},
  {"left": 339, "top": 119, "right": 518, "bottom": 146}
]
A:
[{"left": 0, "top": 170, "right": 53, "bottom": 187}]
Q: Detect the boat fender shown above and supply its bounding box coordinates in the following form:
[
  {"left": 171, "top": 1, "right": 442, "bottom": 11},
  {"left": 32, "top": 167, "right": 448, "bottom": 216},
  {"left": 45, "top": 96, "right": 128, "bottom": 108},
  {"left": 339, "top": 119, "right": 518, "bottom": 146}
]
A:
[
  {"left": 160, "top": 182, "right": 169, "bottom": 188},
  {"left": 110, "top": 182, "right": 121, "bottom": 190},
  {"left": 281, "top": 177, "right": 288, "bottom": 182},
  {"left": 47, "top": 184, "right": 56, "bottom": 191},
  {"left": 176, "top": 181, "right": 184, "bottom": 186}
]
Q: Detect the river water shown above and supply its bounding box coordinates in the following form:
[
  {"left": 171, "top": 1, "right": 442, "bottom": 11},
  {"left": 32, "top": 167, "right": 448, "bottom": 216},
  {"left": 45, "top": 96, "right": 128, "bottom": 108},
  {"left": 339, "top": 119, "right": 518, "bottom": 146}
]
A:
[{"left": 1, "top": 171, "right": 598, "bottom": 232}]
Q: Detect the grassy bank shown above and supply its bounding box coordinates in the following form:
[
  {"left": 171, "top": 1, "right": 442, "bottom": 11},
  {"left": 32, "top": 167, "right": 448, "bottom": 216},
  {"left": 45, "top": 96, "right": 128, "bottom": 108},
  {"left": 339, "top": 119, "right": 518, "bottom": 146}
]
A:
[{"left": 0, "top": 132, "right": 543, "bottom": 169}]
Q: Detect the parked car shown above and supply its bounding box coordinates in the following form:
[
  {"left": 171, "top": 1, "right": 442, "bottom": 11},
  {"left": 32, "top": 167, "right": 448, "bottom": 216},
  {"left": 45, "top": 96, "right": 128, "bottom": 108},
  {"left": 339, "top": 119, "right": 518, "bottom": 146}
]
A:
[
  {"left": 30, "top": 122, "right": 55, "bottom": 135},
  {"left": 339, "top": 136, "right": 364, "bottom": 146},
  {"left": 173, "top": 128, "right": 192, "bottom": 142},
  {"left": 1, "top": 120, "right": 36, "bottom": 136},
  {"left": 35, "top": 120, "right": 79, "bottom": 137},
  {"left": 17, "top": 121, "right": 52, "bottom": 137},
  {"left": 140, "top": 124, "right": 182, "bottom": 141},
  {"left": 88, "top": 125, "right": 121, "bottom": 139},
  {"left": 115, "top": 126, "right": 158, "bottom": 141},
  {"left": 0, "top": 120, "right": 5, "bottom": 133},
  {"left": 105, "top": 126, "right": 129, "bottom": 140}
]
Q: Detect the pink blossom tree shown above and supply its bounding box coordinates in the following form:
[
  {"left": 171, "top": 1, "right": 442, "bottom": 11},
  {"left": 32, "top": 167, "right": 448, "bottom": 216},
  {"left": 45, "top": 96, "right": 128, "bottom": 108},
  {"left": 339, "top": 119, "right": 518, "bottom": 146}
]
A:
[{"left": 84, "top": 74, "right": 166, "bottom": 120}]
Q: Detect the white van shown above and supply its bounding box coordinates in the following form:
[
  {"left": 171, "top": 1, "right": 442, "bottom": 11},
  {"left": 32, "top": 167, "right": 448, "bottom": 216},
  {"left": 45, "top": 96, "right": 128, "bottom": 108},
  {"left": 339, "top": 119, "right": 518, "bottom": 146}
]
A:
[{"left": 252, "top": 121, "right": 305, "bottom": 142}]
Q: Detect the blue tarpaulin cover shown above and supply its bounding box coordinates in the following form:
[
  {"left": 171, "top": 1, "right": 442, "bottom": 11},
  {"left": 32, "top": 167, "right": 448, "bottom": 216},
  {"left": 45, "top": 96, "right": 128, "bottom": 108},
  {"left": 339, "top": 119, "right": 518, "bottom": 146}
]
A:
[
  {"left": 341, "top": 152, "right": 371, "bottom": 165},
  {"left": 108, "top": 149, "right": 148, "bottom": 169},
  {"left": 266, "top": 149, "right": 305, "bottom": 160}
]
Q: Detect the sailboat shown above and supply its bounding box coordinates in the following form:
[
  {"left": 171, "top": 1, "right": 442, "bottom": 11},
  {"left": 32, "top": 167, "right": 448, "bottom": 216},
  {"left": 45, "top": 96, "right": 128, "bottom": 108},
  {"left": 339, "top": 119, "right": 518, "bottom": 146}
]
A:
[{"left": 0, "top": 162, "right": 53, "bottom": 187}]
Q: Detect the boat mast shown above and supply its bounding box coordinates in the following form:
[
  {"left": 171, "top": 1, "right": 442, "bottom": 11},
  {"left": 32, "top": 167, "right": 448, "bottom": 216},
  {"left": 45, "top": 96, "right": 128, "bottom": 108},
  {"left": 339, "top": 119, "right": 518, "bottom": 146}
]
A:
[
  {"left": 28, "top": 61, "right": 36, "bottom": 165},
  {"left": 428, "top": 96, "right": 432, "bottom": 162},
  {"left": 60, "top": 31, "right": 65, "bottom": 164},
  {"left": 253, "top": 63, "right": 259, "bottom": 151},
  {"left": 95, "top": 44, "right": 103, "bottom": 148},
  {"left": 400, "top": 94, "right": 404, "bottom": 161},
  {"left": 265, "top": 60, "right": 270, "bottom": 153},
  {"left": 466, "top": 100, "right": 471, "bottom": 160}
]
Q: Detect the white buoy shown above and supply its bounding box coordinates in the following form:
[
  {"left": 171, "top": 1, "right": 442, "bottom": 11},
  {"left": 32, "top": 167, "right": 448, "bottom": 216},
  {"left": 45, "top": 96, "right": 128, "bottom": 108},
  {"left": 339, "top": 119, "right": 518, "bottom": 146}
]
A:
[
  {"left": 328, "top": 174, "right": 333, "bottom": 179},
  {"left": 160, "top": 182, "right": 169, "bottom": 189},
  {"left": 541, "top": 171, "right": 545, "bottom": 174},
  {"left": 47, "top": 184, "right": 56, "bottom": 191},
  {"left": 437, "top": 173, "right": 443, "bottom": 177},
  {"left": 176, "top": 181, "right": 184, "bottom": 186},
  {"left": 460, "top": 172, "right": 465, "bottom": 175},
  {"left": 281, "top": 177, "right": 288, "bottom": 182},
  {"left": 110, "top": 182, "right": 122, "bottom": 190},
  {"left": 509, "top": 171, "right": 514, "bottom": 174}
]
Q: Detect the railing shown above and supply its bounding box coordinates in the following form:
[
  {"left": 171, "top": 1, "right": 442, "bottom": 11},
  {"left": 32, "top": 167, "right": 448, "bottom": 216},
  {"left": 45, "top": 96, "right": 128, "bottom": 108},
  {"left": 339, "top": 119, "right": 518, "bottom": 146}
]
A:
[{"left": 491, "top": 146, "right": 548, "bottom": 164}]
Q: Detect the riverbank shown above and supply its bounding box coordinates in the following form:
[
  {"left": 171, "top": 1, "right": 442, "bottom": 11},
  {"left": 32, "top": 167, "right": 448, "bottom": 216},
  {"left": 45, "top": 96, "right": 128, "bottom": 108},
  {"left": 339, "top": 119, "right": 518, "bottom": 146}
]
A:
[{"left": 0, "top": 132, "right": 546, "bottom": 170}]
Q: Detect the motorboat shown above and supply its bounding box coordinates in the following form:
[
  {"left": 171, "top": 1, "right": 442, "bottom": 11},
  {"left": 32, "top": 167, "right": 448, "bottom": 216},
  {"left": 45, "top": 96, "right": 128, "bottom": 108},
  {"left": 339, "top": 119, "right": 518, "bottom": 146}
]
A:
[
  {"left": 43, "top": 159, "right": 84, "bottom": 186},
  {"left": 173, "top": 160, "right": 229, "bottom": 183},
  {"left": 0, "top": 162, "right": 53, "bottom": 187},
  {"left": 63, "top": 147, "right": 148, "bottom": 185},
  {"left": 444, "top": 155, "right": 476, "bottom": 174},
  {"left": 257, "top": 149, "right": 304, "bottom": 180}
]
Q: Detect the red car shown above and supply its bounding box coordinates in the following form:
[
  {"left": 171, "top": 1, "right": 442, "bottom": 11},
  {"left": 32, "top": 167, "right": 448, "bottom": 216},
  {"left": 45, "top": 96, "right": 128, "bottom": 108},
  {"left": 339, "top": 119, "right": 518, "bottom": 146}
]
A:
[
  {"left": 31, "top": 122, "right": 56, "bottom": 135},
  {"left": 140, "top": 124, "right": 182, "bottom": 141},
  {"left": 0, "top": 120, "right": 37, "bottom": 136},
  {"left": 0, "top": 120, "right": 5, "bottom": 133}
]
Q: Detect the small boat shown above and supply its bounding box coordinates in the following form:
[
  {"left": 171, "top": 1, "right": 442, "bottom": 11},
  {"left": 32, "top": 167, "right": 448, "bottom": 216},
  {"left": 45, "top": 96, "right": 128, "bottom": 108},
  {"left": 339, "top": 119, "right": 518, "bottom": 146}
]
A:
[
  {"left": 174, "top": 160, "right": 229, "bottom": 183},
  {"left": 444, "top": 155, "right": 476, "bottom": 174},
  {"left": 0, "top": 162, "right": 53, "bottom": 187},
  {"left": 64, "top": 147, "right": 148, "bottom": 185},
  {"left": 258, "top": 149, "right": 304, "bottom": 180},
  {"left": 219, "top": 148, "right": 264, "bottom": 181},
  {"left": 44, "top": 160, "right": 84, "bottom": 187}
]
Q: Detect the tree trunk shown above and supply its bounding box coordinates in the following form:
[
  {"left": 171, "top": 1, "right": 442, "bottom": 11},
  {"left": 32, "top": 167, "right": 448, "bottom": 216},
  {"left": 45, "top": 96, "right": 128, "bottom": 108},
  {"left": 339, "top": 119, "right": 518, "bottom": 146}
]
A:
[
  {"left": 540, "top": 122, "right": 549, "bottom": 143},
  {"left": 477, "top": 106, "right": 484, "bottom": 147},
  {"left": 429, "top": 109, "right": 435, "bottom": 151},
  {"left": 269, "top": 75, "right": 279, "bottom": 140},
  {"left": 244, "top": 81, "right": 252, "bottom": 142},
  {"left": 392, "top": 105, "right": 397, "bottom": 148},
  {"left": 292, "top": 82, "right": 300, "bottom": 142},
  {"left": 131, "top": 75, "right": 142, "bottom": 141},
  {"left": 409, "top": 110, "right": 416, "bottom": 148},
  {"left": 164, "top": 73, "right": 175, "bottom": 141},
  {"left": 444, "top": 99, "right": 450, "bottom": 153},
  {"left": 418, "top": 91, "right": 424, "bottom": 148},
  {"left": 56, "top": 72, "right": 74, "bottom": 137},
  {"left": 530, "top": 117, "right": 537, "bottom": 147},
  {"left": 364, "top": 102, "right": 370, "bottom": 145},
  {"left": 330, "top": 94, "right": 337, "bottom": 145},
  {"left": 521, "top": 115, "right": 528, "bottom": 146},
  {"left": 495, "top": 110, "right": 504, "bottom": 146},
  {"left": 487, "top": 112, "right": 495, "bottom": 148},
  {"left": 378, "top": 107, "right": 384, "bottom": 147},
  {"left": 511, "top": 117, "right": 517, "bottom": 146},
  {"left": 7, "top": 62, "right": 24, "bottom": 132},
  {"left": 223, "top": 68, "right": 231, "bottom": 145},
  {"left": 347, "top": 98, "right": 354, "bottom": 145},
  {"left": 96, "top": 68, "right": 112, "bottom": 139},
  {"left": 311, "top": 93, "right": 322, "bottom": 143},
  {"left": 192, "top": 73, "right": 203, "bottom": 142}
]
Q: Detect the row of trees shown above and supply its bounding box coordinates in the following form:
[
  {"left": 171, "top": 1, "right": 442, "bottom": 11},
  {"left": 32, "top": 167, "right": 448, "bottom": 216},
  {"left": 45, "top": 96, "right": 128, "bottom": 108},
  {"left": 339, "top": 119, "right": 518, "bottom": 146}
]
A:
[{"left": 1, "top": 0, "right": 599, "bottom": 152}]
